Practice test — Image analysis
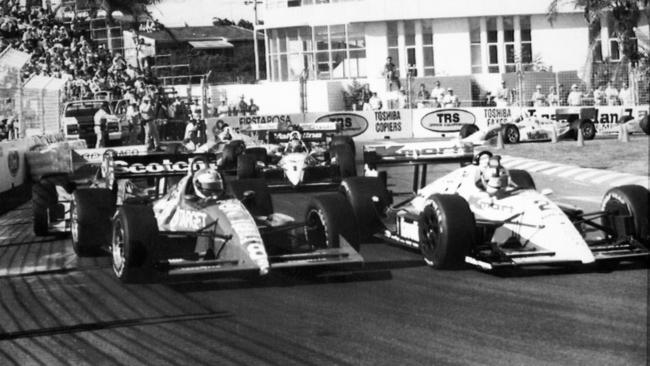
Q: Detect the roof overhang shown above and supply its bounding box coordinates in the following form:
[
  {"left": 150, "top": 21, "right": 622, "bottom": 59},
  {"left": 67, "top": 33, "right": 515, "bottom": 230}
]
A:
[{"left": 188, "top": 40, "right": 234, "bottom": 49}]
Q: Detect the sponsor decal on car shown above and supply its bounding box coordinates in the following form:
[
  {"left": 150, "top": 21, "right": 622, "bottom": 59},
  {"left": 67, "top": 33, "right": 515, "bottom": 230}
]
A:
[
  {"left": 170, "top": 208, "right": 207, "bottom": 230},
  {"left": 7, "top": 149, "right": 19, "bottom": 177},
  {"left": 113, "top": 159, "right": 215, "bottom": 175},
  {"left": 421, "top": 109, "right": 476, "bottom": 132},
  {"left": 316, "top": 113, "right": 368, "bottom": 137},
  {"left": 371, "top": 143, "right": 472, "bottom": 159}
]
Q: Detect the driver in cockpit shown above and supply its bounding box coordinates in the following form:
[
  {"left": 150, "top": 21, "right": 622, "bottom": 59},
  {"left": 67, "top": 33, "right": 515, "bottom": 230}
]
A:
[
  {"left": 474, "top": 151, "right": 509, "bottom": 196},
  {"left": 192, "top": 167, "right": 226, "bottom": 199},
  {"left": 285, "top": 130, "right": 308, "bottom": 153}
]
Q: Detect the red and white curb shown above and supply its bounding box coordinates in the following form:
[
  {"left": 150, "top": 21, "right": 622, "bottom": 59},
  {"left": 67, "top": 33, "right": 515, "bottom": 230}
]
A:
[{"left": 501, "top": 156, "right": 648, "bottom": 189}]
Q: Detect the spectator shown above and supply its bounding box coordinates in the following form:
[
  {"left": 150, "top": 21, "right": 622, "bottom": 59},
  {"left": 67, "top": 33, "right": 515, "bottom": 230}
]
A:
[
  {"left": 248, "top": 98, "right": 259, "bottom": 115},
  {"left": 386, "top": 85, "right": 400, "bottom": 109},
  {"left": 125, "top": 101, "right": 141, "bottom": 145},
  {"left": 416, "top": 83, "right": 430, "bottom": 108},
  {"left": 495, "top": 80, "right": 511, "bottom": 107},
  {"left": 93, "top": 102, "right": 110, "bottom": 148},
  {"left": 238, "top": 95, "right": 248, "bottom": 116},
  {"left": 359, "top": 84, "right": 372, "bottom": 108},
  {"left": 368, "top": 92, "right": 382, "bottom": 110},
  {"left": 431, "top": 80, "right": 445, "bottom": 102},
  {"left": 398, "top": 88, "right": 409, "bottom": 109},
  {"left": 0, "top": 118, "right": 8, "bottom": 141},
  {"left": 618, "top": 82, "right": 634, "bottom": 105},
  {"left": 558, "top": 84, "right": 569, "bottom": 106},
  {"left": 547, "top": 86, "right": 560, "bottom": 106},
  {"left": 605, "top": 81, "right": 619, "bottom": 106},
  {"left": 593, "top": 84, "right": 607, "bottom": 106},
  {"left": 383, "top": 56, "right": 400, "bottom": 90},
  {"left": 442, "top": 88, "right": 460, "bottom": 107},
  {"left": 567, "top": 84, "right": 583, "bottom": 106},
  {"left": 216, "top": 98, "right": 229, "bottom": 117},
  {"left": 430, "top": 96, "right": 442, "bottom": 108},
  {"left": 139, "top": 96, "right": 161, "bottom": 151},
  {"left": 483, "top": 91, "right": 496, "bottom": 107},
  {"left": 531, "top": 85, "right": 546, "bottom": 107}
]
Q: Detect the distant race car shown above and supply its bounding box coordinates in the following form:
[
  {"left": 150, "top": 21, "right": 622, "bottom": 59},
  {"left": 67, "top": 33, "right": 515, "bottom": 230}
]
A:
[
  {"left": 217, "top": 122, "right": 356, "bottom": 189},
  {"left": 459, "top": 107, "right": 598, "bottom": 144},
  {"left": 341, "top": 144, "right": 649, "bottom": 271},
  {"left": 68, "top": 153, "right": 362, "bottom": 282}
]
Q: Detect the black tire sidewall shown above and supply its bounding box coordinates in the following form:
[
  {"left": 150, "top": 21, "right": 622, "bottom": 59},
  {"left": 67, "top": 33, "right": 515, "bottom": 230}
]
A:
[
  {"left": 305, "top": 193, "right": 360, "bottom": 251},
  {"left": 601, "top": 185, "right": 649, "bottom": 247}
]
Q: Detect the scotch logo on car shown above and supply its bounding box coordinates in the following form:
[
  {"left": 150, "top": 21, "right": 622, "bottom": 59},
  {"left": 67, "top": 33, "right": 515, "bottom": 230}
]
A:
[
  {"left": 316, "top": 113, "right": 368, "bottom": 137},
  {"left": 421, "top": 109, "right": 476, "bottom": 132},
  {"left": 7, "top": 150, "right": 19, "bottom": 177}
]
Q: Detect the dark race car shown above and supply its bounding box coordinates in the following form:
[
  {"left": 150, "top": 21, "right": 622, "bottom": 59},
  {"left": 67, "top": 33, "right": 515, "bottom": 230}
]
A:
[{"left": 71, "top": 153, "right": 362, "bottom": 282}]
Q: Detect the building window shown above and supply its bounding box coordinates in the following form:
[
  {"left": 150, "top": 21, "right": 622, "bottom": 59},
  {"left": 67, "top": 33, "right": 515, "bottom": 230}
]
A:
[
  {"left": 268, "top": 24, "right": 366, "bottom": 81},
  {"left": 469, "top": 18, "right": 482, "bottom": 74},
  {"left": 470, "top": 15, "right": 533, "bottom": 74},
  {"left": 422, "top": 21, "right": 434, "bottom": 76},
  {"left": 404, "top": 20, "right": 416, "bottom": 75},
  {"left": 387, "top": 21, "right": 399, "bottom": 74}
]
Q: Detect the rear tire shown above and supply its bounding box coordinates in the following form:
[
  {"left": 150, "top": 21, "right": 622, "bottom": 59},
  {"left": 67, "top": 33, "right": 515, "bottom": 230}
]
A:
[
  {"left": 305, "top": 193, "right": 360, "bottom": 251},
  {"left": 221, "top": 140, "right": 246, "bottom": 169},
  {"left": 418, "top": 194, "right": 476, "bottom": 269},
  {"left": 71, "top": 188, "right": 115, "bottom": 257},
  {"left": 331, "top": 135, "right": 355, "bottom": 154},
  {"left": 245, "top": 147, "right": 268, "bottom": 164},
  {"left": 340, "top": 177, "right": 390, "bottom": 240},
  {"left": 601, "top": 185, "right": 649, "bottom": 248},
  {"left": 639, "top": 115, "right": 649, "bottom": 135},
  {"left": 508, "top": 169, "right": 536, "bottom": 190},
  {"left": 459, "top": 124, "right": 479, "bottom": 138},
  {"left": 503, "top": 124, "right": 520, "bottom": 144},
  {"left": 579, "top": 120, "right": 596, "bottom": 140},
  {"left": 112, "top": 205, "right": 157, "bottom": 283},
  {"left": 32, "top": 180, "right": 56, "bottom": 236},
  {"left": 229, "top": 178, "right": 274, "bottom": 217},
  {"left": 331, "top": 144, "right": 356, "bottom": 178},
  {"left": 237, "top": 154, "right": 258, "bottom": 179}
]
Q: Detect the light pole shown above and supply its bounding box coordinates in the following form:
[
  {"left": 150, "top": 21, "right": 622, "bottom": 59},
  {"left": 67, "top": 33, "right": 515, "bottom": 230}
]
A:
[{"left": 244, "top": 0, "right": 263, "bottom": 81}]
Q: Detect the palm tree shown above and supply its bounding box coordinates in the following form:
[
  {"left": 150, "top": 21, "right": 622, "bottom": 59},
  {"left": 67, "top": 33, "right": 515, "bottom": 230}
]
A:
[{"left": 547, "top": 1, "right": 649, "bottom": 101}]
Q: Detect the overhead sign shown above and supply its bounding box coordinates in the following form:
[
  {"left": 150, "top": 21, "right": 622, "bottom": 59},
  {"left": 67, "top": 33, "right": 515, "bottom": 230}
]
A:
[{"left": 421, "top": 109, "right": 476, "bottom": 132}]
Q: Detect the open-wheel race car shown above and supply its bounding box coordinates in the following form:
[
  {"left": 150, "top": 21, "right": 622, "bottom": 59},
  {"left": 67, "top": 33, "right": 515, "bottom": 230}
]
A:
[
  {"left": 69, "top": 152, "right": 362, "bottom": 282},
  {"left": 216, "top": 122, "right": 357, "bottom": 190},
  {"left": 460, "top": 107, "right": 598, "bottom": 144},
  {"left": 340, "top": 144, "right": 649, "bottom": 271}
]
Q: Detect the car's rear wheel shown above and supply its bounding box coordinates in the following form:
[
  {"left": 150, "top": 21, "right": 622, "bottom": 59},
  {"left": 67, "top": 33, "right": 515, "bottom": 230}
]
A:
[
  {"left": 418, "top": 194, "right": 476, "bottom": 269},
  {"left": 639, "top": 115, "right": 649, "bottom": 135},
  {"left": 340, "top": 177, "right": 390, "bottom": 241},
  {"left": 459, "top": 124, "right": 479, "bottom": 138},
  {"left": 331, "top": 144, "right": 356, "bottom": 178},
  {"left": 508, "top": 169, "right": 536, "bottom": 190},
  {"left": 32, "top": 180, "right": 56, "bottom": 236},
  {"left": 601, "top": 185, "right": 649, "bottom": 248},
  {"left": 245, "top": 147, "right": 268, "bottom": 164},
  {"left": 229, "top": 178, "right": 274, "bottom": 217},
  {"left": 503, "top": 124, "right": 520, "bottom": 144},
  {"left": 579, "top": 120, "right": 596, "bottom": 140},
  {"left": 237, "top": 154, "right": 258, "bottom": 179},
  {"left": 220, "top": 140, "right": 246, "bottom": 169},
  {"left": 112, "top": 205, "right": 157, "bottom": 283},
  {"left": 331, "top": 135, "right": 355, "bottom": 154},
  {"left": 305, "top": 193, "right": 360, "bottom": 251},
  {"left": 71, "top": 188, "right": 115, "bottom": 257}
]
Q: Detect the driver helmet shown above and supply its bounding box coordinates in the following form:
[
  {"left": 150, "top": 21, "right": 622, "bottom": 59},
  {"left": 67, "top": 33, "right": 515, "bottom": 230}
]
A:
[
  {"left": 287, "top": 131, "right": 305, "bottom": 152},
  {"left": 193, "top": 167, "right": 224, "bottom": 198},
  {"left": 219, "top": 126, "right": 232, "bottom": 141},
  {"left": 481, "top": 155, "right": 508, "bottom": 195}
]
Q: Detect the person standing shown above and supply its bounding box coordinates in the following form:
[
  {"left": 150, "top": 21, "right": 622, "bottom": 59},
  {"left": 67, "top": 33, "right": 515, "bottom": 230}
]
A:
[
  {"left": 593, "top": 84, "right": 607, "bottom": 106},
  {"left": 430, "top": 80, "right": 445, "bottom": 103},
  {"left": 495, "top": 80, "right": 511, "bottom": 107},
  {"left": 368, "top": 92, "right": 382, "bottom": 110},
  {"left": 531, "top": 85, "right": 546, "bottom": 106},
  {"left": 125, "top": 101, "right": 141, "bottom": 145},
  {"left": 605, "top": 81, "right": 619, "bottom": 106},
  {"left": 547, "top": 86, "right": 560, "bottom": 106},
  {"left": 139, "top": 96, "right": 161, "bottom": 151},
  {"left": 216, "top": 98, "right": 229, "bottom": 117},
  {"left": 93, "top": 102, "right": 110, "bottom": 148},
  {"left": 442, "top": 88, "right": 460, "bottom": 107},
  {"left": 618, "top": 82, "right": 634, "bottom": 106},
  {"left": 567, "top": 84, "right": 583, "bottom": 106},
  {"left": 416, "top": 83, "right": 431, "bottom": 108},
  {"left": 383, "top": 56, "right": 400, "bottom": 90},
  {"left": 248, "top": 98, "right": 259, "bottom": 115}
]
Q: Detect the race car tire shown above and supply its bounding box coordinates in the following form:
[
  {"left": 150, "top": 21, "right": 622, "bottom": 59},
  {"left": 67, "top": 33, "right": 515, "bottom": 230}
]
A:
[
  {"left": 601, "top": 185, "right": 649, "bottom": 248},
  {"left": 245, "top": 147, "right": 268, "bottom": 165},
  {"left": 71, "top": 188, "right": 116, "bottom": 257},
  {"left": 639, "top": 115, "right": 649, "bottom": 135},
  {"left": 221, "top": 140, "right": 246, "bottom": 170},
  {"left": 305, "top": 193, "right": 360, "bottom": 251},
  {"left": 331, "top": 144, "right": 356, "bottom": 178},
  {"left": 331, "top": 135, "right": 355, "bottom": 154},
  {"left": 418, "top": 194, "right": 476, "bottom": 269},
  {"left": 32, "top": 180, "right": 56, "bottom": 236},
  {"left": 112, "top": 205, "right": 157, "bottom": 283},
  {"left": 237, "top": 154, "right": 258, "bottom": 179},
  {"left": 229, "top": 178, "right": 274, "bottom": 217},
  {"left": 503, "top": 124, "right": 520, "bottom": 144},
  {"left": 340, "top": 177, "right": 390, "bottom": 240},
  {"left": 508, "top": 169, "right": 536, "bottom": 190},
  {"left": 579, "top": 119, "right": 596, "bottom": 140},
  {"left": 459, "top": 124, "right": 479, "bottom": 138}
]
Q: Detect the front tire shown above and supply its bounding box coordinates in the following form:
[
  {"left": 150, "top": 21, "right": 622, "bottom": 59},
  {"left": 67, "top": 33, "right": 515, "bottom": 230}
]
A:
[
  {"left": 71, "top": 188, "right": 115, "bottom": 257},
  {"left": 112, "top": 205, "right": 157, "bottom": 283},
  {"left": 331, "top": 144, "right": 356, "bottom": 178},
  {"left": 304, "top": 193, "right": 360, "bottom": 251},
  {"left": 237, "top": 154, "right": 258, "bottom": 179},
  {"left": 32, "top": 180, "right": 56, "bottom": 236},
  {"left": 508, "top": 169, "right": 536, "bottom": 190},
  {"left": 459, "top": 124, "right": 479, "bottom": 138},
  {"left": 601, "top": 185, "right": 649, "bottom": 248},
  {"left": 340, "top": 177, "right": 390, "bottom": 240},
  {"left": 418, "top": 194, "right": 476, "bottom": 269},
  {"left": 579, "top": 120, "right": 596, "bottom": 140}
]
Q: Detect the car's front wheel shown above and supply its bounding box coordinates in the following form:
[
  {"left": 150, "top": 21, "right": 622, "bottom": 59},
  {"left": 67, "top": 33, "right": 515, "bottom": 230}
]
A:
[
  {"left": 304, "top": 193, "right": 359, "bottom": 251},
  {"left": 112, "top": 205, "right": 157, "bottom": 283},
  {"left": 418, "top": 194, "right": 476, "bottom": 269},
  {"left": 503, "top": 124, "right": 520, "bottom": 144},
  {"left": 601, "top": 185, "right": 649, "bottom": 248}
]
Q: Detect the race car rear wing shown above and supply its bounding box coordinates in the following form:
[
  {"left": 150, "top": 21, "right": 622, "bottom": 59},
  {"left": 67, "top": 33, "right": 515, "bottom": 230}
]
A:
[
  {"left": 107, "top": 152, "right": 219, "bottom": 180},
  {"left": 363, "top": 140, "right": 474, "bottom": 167}
]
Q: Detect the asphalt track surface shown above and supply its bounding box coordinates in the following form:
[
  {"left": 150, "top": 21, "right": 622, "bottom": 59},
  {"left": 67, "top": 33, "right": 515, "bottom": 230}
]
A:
[{"left": 0, "top": 163, "right": 647, "bottom": 365}]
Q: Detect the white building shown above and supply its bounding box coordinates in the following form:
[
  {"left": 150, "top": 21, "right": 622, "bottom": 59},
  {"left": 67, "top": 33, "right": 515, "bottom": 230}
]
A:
[{"left": 261, "top": 0, "right": 649, "bottom": 83}]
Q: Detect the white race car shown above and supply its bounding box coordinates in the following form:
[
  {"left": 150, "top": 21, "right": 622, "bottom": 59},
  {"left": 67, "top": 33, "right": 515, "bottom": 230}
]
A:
[{"left": 342, "top": 147, "right": 649, "bottom": 271}]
